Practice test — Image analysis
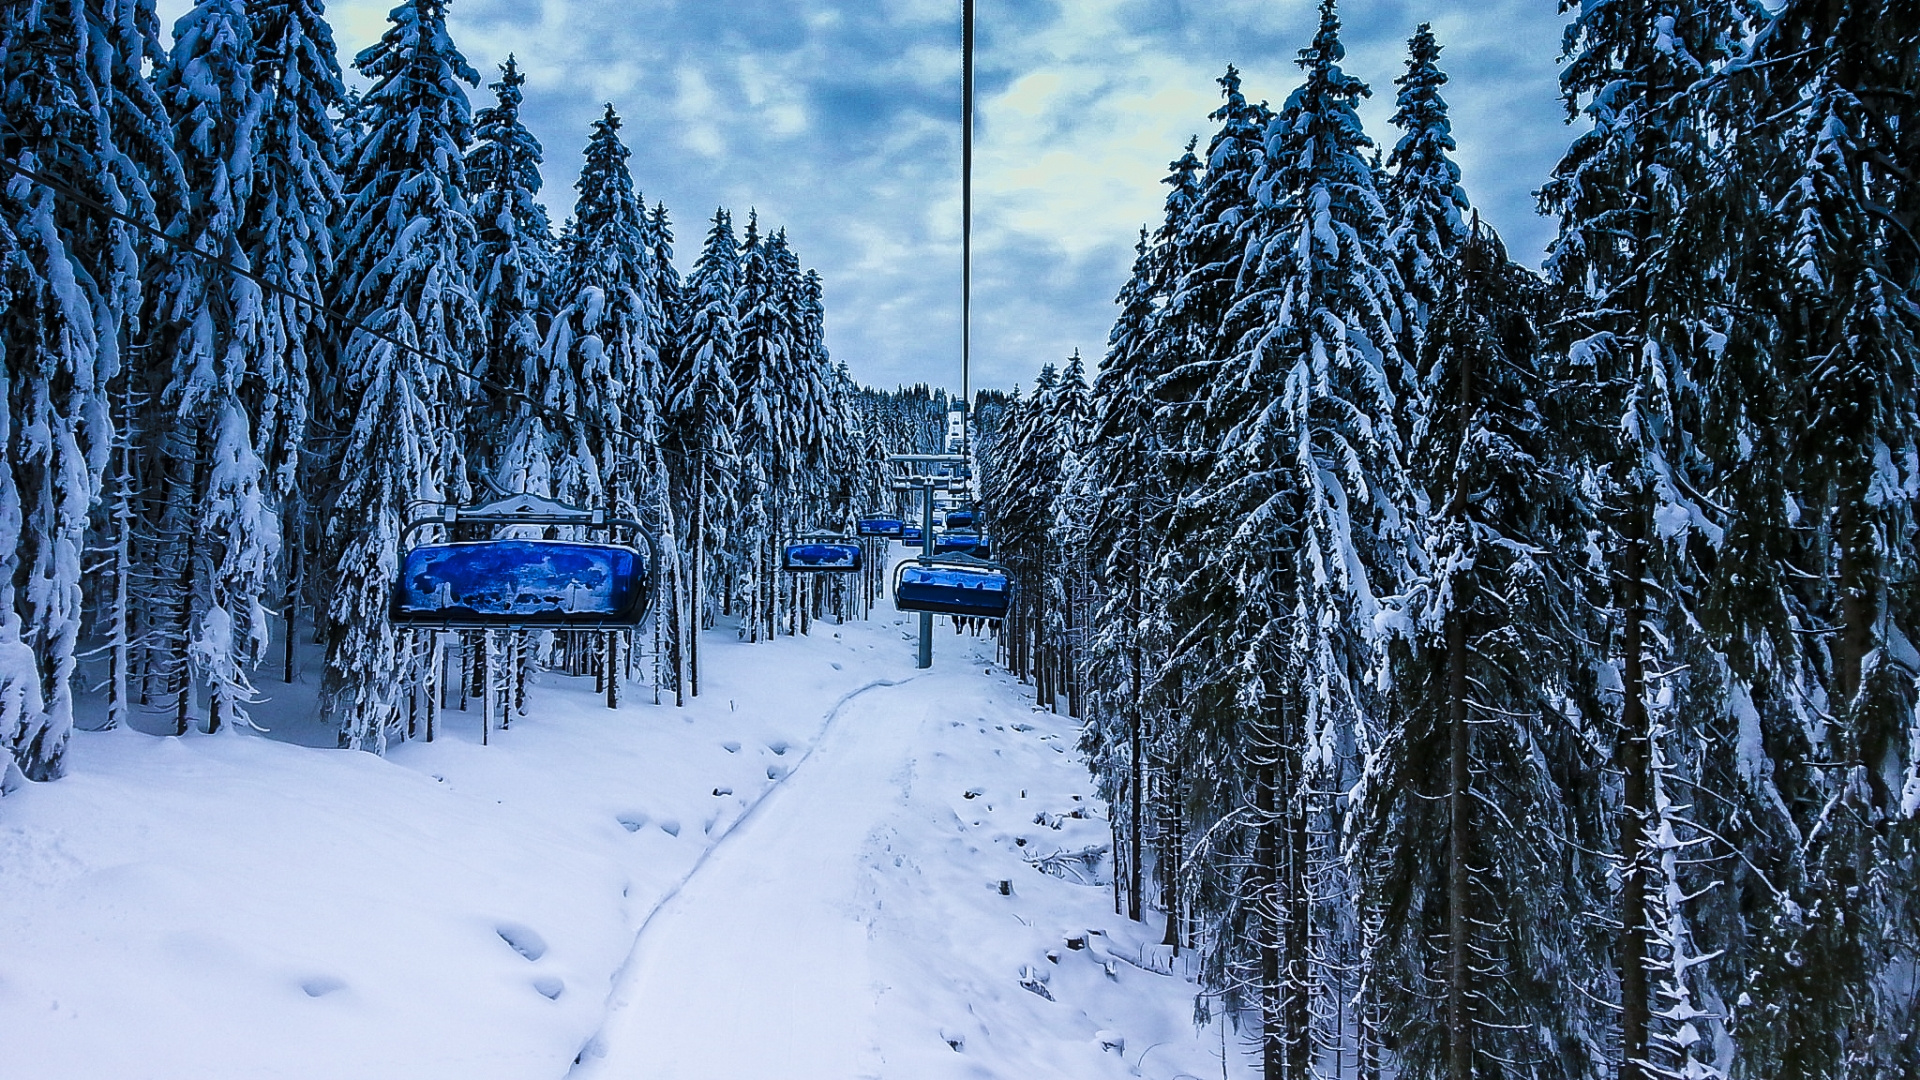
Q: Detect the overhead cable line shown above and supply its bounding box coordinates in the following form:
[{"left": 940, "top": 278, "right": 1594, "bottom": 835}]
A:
[{"left": 962, "top": 0, "right": 974, "bottom": 411}]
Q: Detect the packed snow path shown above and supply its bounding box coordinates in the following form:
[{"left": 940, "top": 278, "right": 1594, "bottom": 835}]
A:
[
  {"left": 569, "top": 675, "right": 915, "bottom": 1077},
  {"left": 572, "top": 628, "right": 1231, "bottom": 1079}
]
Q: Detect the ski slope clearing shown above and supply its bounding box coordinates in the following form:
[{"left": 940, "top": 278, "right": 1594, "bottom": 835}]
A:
[{"left": 1, "top": 614, "right": 1244, "bottom": 1078}]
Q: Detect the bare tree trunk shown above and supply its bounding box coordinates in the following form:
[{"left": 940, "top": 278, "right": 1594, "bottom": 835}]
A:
[
  {"left": 605, "top": 631, "right": 621, "bottom": 710},
  {"left": 1257, "top": 757, "right": 1283, "bottom": 1080},
  {"left": 689, "top": 456, "right": 706, "bottom": 696},
  {"left": 1618, "top": 501, "right": 1651, "bottom": 1080},
  {"left": 1128, "top": 643, "right": 1144, "bottom": 922},
  {"left": 1162, "top": 750, "right": 1183, "bottom": 953},
  {"left": 1284, "top": 717, "right": 1310, "bottom": 1077},
  {"left": 1447, "top": 603, "right": 1472, "bottom": 1080}
]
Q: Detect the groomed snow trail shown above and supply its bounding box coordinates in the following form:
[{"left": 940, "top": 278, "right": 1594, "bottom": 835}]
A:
[
  {"left": 567, "top": 674, "right": 916, "bottom": 1077},
  {"left": 569, "top": 665, "right": 933, "bottom": 1078},
  {"left": 569, "top": 623, "right": 1238, "bottom": 1080}
]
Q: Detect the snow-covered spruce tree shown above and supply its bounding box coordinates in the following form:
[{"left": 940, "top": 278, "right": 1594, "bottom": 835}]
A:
[
  {"left": 320, "top": 0, "right": 482, "bottom": 751},
  {"left": 980, "top": 362, "right": 1059, "bottom": 693},
  {"left": 667, "top": 207, "right": 740, "bottom": 689},
  {"left": 789, "top": 265, "right": 860, "bottom": 628},
  {"left": 645, "top": 200, "right": 683, "bottom": 382},
  {"left": 1042, "top": 349, "right": 1092, "bottom": 715},
  {"left": 1384, "top": 23, "right": 1469, "bottom": 375},
  {"left": 725, "top": 213, "right": 771, "bottom": 640},
  {"left": 545, "top": 104, "right": 680, "bottom": 702},
  {"left": 1540, "top": 0, "right": 1761, "bottom": 1074},
  {"left": 1079, "top": 141, "right": 1205, "bottom": 942},
  {"left": 144, "top": 0, "right": 282, "bottom": 735},
  {"left": 1, "top": 0, "right": 179, "bottom": 780},
  {"left": 1077, "top": 231, "right": 1162, "bottom": 925},
  {"left": 1157, "top": 68, "right": 1266, "bottom": 497},
  {"left": 729, "top": 216, "right": 824, "bottom": 642},
  {"left": 547, "top": 105, "right": 654, "bottom": 516},
  {"left": 247, "top": 0, "right": 345, "bottom": 685},
  {"left": 465, "top": 55, "right": 552, "bottom": 491},
  {"left": 1132, "top": 73, "right": 1271, "bottom": 991},
  {"left": 1170, "top": 3, "right": 1412, "bottom": 1071},
  {"left": 1358, "top": 227, "right": 1609, "bottom": 1080},
  {"left": 761, "top": 233, "right": 837, "bottom": 635},
  {"left": 455, "top": 54, "right": 553, "bottom": 719},
  {"left": 1722, "top": 3, "right": 1920, "bottom": 1072}
]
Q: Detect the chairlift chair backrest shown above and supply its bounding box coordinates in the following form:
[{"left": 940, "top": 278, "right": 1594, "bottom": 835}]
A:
[
  {"left": 933, "top": 530, "right": 990, "bottom": 558},
  {"left": 856, "top": 516, "right": 905, "bottom": 539},
  {"left": 893, "top": 554, "right": 1012, "bottom": 621},
  {"left": 389, "top": 493, "right": 657, "bottom": 630},
  {"left": 782, "top": 534, "right": 864, "bottom": 573}
]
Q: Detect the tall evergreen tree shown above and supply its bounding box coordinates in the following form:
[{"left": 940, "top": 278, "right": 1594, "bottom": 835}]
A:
[
  {"left": 546, "top": 104, "right": 681, "bottom": 702},
  {"left": 1385, "top": 23, "right": 1469, "bottom": 360},
  {"left": 1, "top": 0, "right": 180, "bottom": 780},
  {"left": 729, "top": 212, "right": 794, "bottom": 642},
  {"left": 466, "top": 55, "right": 552, "bottom": 491},
  {"left": 248, "top": 0, "right": 345, "bottom": 689},
  {"left": 668, "top": 207, "right": 741, "bottom": 689},
  {"left": 1360, "top": 227, "right": 1608, "bottom": 1080},
  {"left": 1077, "top": 231, "right": 1177, "bottom": 926},
  {"left": 147, "top": 0, "right": 279, "bottom": 735},
  {"left": 1176, "top": 3, "right": 1412, "bottom": 1072},
  {"left": 320, "top": 0, "right": 481, "bottom": 751},
  {"left": 1720, "top": 3, "right": 1920, "bottom": 1072},
  {"left": 1541, "top": 0, "right": 1761, "bottom": 1074},
  {"left": 546, "top": 104, "right": 659, "bottom": 518}
]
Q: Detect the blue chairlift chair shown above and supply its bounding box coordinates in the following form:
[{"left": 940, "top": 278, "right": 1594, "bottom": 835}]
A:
[
  {"left": 390, "top": 493, "right": 657, "bottom": 630},
  {"left": 933, "top": 529, "right": 988, "bottom": 557},
  {"left": 893, "top": 554, "right": 1012, "bottom": 621},
  {"left": 782, "top": 534, "right": 864, "bottom": 573}
]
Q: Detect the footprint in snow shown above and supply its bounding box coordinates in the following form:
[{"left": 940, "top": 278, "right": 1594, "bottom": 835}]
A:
[
  {"left": 532, "top": 975, "right": 565, "bottom": 1000},
  {"left": 300, "top": 976, "right": 346, "bottom": 998},
  {"left": 658, "top": 819, "right": 681, "bottom": 837},
  {"left": 496, "top": 923, "right": 548, "bottom": 962},
  {"left": 767, "top": 740, "right": 789, "bottom": 756},
  {"left": 616, "top": 812, "right": 649, "bottom": 832},
  {"left": 721, "top": 740, "right": 741, "bottom": 753}
]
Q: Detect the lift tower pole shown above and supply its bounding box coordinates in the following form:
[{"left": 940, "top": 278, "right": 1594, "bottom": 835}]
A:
[
  {"left": 918, "top": 486, "right": 936, "bottom": 668},
  {"left": 890, "top": 454, "right": 966, "bottom": 667}
]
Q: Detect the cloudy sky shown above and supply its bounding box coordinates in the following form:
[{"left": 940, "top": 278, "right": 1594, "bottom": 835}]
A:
[{"left": 159, "top": 0, "right": 1578, "bottom": 396}]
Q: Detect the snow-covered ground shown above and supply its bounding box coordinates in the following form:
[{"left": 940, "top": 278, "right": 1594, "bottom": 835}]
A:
[{"left": 1, "top": 599, "right": 1248, "bottom": 1078}]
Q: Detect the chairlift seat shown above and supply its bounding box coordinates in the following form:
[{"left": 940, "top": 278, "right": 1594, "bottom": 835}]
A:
[
  {"left": 783, "top": 537, "right": 863, "bottom": 573},
  {"left": 392, "top": 539, "right": 651, "bottom": 629},
  {"left": 934, "top": 529, "right": 988, "bottom": 556},
  {"left": 893, "top": 556, "right": 1011, "bottom": 620},
  {"left": 857, "top": 516, "right": 905, "bottom": 538}
]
